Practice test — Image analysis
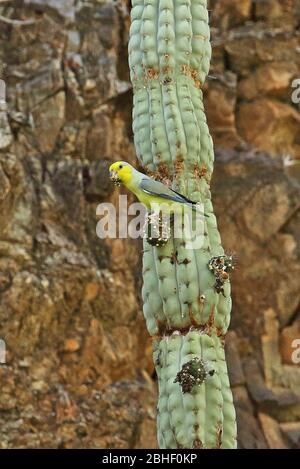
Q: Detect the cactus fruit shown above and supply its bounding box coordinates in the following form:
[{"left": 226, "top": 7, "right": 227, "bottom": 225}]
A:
[
  {"left": 129, "top": 0, "right": 237, "bottom": 448},
  {"left": 174, "top": 356, "right": 215, "bottom": 393},
  {"left": 208, "top": 255, "right": 235, "bottom": 295}
]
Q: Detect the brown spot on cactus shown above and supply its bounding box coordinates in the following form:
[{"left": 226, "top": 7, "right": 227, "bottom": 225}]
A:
[
  {"left": 145, "top": 163, "right": 171, "bottom": 185},
  {"left": 200, "top": 294, "right": 206, "bottom": 302},
  {"left": 193, "top": 438, "right": 204, "bottom": 449},
  {"left": 186, "top": 304, "right": 203, "bottom": 328},
  {"left": 155, "top": 350, "right": 162, "bottom": 367},
  {"left": 216, "top": 425, "right": 223, "bottom": 448},
  {"left": 162, "top": 76, "right": 173, "bottom": 85},
  {"left": 174, "top": 155, "right": 184, "bottom": 174},
  {"left": 170, "top": 251, "right": 178, "bottom": 264},
  {"left": 208, "top": 306, "right": 215, "bottom": 329},
  {"left": 129, "top": 0, "right": 236, "bottom": 449}
]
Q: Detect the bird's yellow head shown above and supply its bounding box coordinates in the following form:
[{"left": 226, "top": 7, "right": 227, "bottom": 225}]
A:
[{"left": 109, "top": 161, "right": 133, "bottom": 187}]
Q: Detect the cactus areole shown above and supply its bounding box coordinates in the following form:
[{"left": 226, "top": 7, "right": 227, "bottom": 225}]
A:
[{"left": 129, "top": 0, "right": 237, "bottom": 448}]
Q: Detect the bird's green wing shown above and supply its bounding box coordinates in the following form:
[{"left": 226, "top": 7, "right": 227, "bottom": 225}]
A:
[{"left": 140, "top": 178, "right": 195, "bottom": 204}]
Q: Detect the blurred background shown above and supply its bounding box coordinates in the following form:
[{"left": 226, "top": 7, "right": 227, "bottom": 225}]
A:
[{"left": 0, "top": 0, "right": 300, "bottom": 449}]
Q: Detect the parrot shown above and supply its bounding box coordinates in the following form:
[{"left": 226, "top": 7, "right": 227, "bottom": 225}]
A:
[{"left": 109, "top": 161, "right": 207, "bottom": 216}]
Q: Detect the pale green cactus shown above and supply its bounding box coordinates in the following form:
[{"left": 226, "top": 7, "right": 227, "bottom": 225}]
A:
[{"left": 129, "top": 0, "right": 237, "bottom": 448}]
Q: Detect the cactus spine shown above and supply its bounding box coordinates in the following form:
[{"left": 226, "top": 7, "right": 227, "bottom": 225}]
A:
[{"left": 129, "top": 0, "right": 237, "bottom": 448}]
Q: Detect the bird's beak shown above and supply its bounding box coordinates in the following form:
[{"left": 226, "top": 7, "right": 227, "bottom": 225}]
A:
[{"left": 109, "top": 170, "right": 121, "bottom": 186}]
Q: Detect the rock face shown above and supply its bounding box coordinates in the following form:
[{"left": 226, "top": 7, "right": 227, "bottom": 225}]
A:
[{"left": 0, "top": 0, "right": 299, "bottom": 449}]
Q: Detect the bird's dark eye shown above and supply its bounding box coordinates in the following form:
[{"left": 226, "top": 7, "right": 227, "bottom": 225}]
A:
[{"left": 119, "top": 164, "right": 123, "bottom": 169}]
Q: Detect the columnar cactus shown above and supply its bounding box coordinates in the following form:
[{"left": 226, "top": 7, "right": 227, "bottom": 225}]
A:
[{"left": 129, "top": 0, "right": 237, "bottom": 448}]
